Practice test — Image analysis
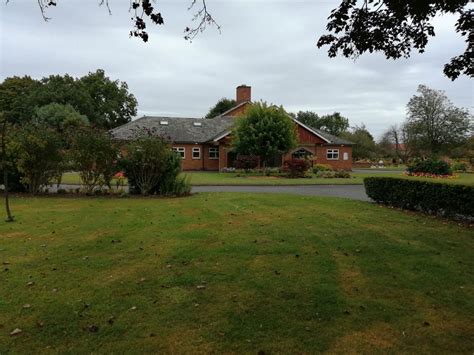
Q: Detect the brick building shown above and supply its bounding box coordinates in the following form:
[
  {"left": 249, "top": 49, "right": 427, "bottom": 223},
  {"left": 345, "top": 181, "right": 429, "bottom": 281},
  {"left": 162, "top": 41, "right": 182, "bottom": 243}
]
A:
[{"left": 111, "top": 85, "right": 353, "bottom": 171}]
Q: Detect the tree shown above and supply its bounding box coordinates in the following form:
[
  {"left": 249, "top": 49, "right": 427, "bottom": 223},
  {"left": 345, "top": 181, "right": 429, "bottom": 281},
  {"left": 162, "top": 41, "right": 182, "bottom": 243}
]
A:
[
  {"left": 1, "top": 70, "right": 137, "bottom": 130},
  {"left": 378, "top": 124, "right": 414, "bottom": 163},
  {"left": 0, "top": 113, "right": 14, "bottom": 222},
  {"left": 35, "top": 103, "right": 89, "bottom": 134},
  {"left": 295, "top": 111, "right": 349, "bottom": 136},
  {"left": 0, "top": 76, "right": 40, "bottom": 125},
  {"left": 317, "top": 1, "right": 473, "bottom": 80},
  {"left": 205, "top": 98, "right": 236, "bottom": 118},
  {"left": 294, "top": 111, "right": 320, "bottom": 129},
  {"left": 70, "top": 128, "right": 118, "bottom": 194},
  {"left": 233, "top": 103, "right": 297, "bottom": 167},
  {"left": 341, "top": 124, "right": 377, "bottom": 161},
  {"left": 79, "top": 70, "right": 138, "bottom": 129},
  {"left": 405, "top": 85, "right": 472, "bottom": 155},
  {"left": 12, "top": 123, "right": 64, "bottom": 194}
]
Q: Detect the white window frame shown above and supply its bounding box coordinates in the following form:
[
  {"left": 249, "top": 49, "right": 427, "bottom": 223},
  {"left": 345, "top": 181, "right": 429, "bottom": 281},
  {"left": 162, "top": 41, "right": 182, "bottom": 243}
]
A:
[
  {"left": 209, "top": 147, "right": 219, "bottom": 160},
  {"left": 343, "top": 152, "right": 349, "bottom": 161},
  {"left": 192, "top": 147, "right": 201, "bottom": 159},
  {"left": 327, "top": 149, "right": 340, "bottom": 160},
  {"left": 173, "top": 147, "right": 185, "bottom": 159}
]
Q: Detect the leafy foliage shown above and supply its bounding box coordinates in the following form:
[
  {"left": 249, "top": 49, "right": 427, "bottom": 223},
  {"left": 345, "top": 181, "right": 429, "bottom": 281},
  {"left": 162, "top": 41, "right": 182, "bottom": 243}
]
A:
[
  {"left": 364, "top": 177, "right": 474, "bottom": 219},
  {"left": 407, "top": 158, "right": 452, "bottom": 176},
  {"left": 121, "top": 134, "right": 190, "bottom": 196},
  {"left": 205, "top": 98, "right": 236, "bottom": 118},
  {"left": 341, "top": 124, "right": 377, "bottom": 160},
  {"left": 295, "top": 111, "right": 349, "bottom": 136},
  {"left": 282, "top": 159, "right": 311, "bottom": 178},
  {"left": 0, "top": 70, "right": 137, "bottom": 129},
  {"left": 233, "top": 103, "right": 297, "bottom": 166},
  {"left": 317, "top": 0, "right": 472, "bottom": 80},
  {"left": 406, "top": 85, "right": 472, "bottom": 155},
  {"left": 70, "top": 128, "right": 119, "bottom": 194},
  {"left": 0, "top": 76, "right": 40, "bottom": 125},
  {"left": 12, "top": 122, "right": 64, "bottom": 193},
  {"left": 35, "top": 103, "right": 89, "bottom": 134},
  {"left": 312, "top": 163, "right": 332, "bottom": 173}
]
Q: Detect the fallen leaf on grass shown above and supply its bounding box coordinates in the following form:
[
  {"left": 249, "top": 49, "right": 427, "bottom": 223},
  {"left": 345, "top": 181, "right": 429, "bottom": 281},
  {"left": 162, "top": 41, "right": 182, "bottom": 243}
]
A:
[{"left": 10, "top": 328, "right": 22, "bottom": 336}]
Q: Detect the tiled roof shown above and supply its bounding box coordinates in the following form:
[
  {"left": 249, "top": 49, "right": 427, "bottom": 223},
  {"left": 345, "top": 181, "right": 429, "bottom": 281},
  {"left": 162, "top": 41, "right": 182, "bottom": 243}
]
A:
[
  {"left": 110, "top": 115, "right": 235, "bottom": 143},
  {"left": 110, "top": 113, "right": 354, "bottom": 146}
]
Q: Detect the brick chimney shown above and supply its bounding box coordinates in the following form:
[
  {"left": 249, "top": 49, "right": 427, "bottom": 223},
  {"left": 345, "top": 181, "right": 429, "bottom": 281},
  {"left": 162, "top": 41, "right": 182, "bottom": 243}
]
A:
[{"left": 236, "top": 85, "right": 251, "bottom": 104}]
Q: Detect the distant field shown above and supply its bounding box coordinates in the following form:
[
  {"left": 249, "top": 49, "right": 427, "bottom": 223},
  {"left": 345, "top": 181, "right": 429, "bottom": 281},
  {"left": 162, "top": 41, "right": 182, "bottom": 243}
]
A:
[
  {"left": 61, "top": 171, "right": 474, "bottom": 186},
  {"left": 1, "top": 194, "right": 473, "bottom": 353}
]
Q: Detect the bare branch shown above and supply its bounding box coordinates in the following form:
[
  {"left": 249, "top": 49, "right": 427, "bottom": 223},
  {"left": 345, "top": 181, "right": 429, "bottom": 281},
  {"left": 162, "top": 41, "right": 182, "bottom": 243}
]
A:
[{"left": 184, "top": 0, "right": 221, "bottom": 42}]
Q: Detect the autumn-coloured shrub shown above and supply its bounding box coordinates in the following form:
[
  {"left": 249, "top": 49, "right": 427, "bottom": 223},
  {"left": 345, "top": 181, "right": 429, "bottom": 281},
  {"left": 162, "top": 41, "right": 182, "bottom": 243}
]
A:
[{"left": 283, "top": 159, "right": 311, "bottom": 178}]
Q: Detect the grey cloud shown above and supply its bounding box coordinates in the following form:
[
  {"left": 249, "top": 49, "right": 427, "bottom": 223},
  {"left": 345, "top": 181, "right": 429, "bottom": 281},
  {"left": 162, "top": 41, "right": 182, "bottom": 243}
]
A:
[{"left": 1, "top": 0, "right": 472, "bottom": 138}]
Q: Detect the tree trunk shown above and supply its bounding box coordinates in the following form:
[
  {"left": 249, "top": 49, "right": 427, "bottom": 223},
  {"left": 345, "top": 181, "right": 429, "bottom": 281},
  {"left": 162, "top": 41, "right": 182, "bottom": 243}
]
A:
[{"left": 3, "top": 169, "right": 14, "bottom": 222}]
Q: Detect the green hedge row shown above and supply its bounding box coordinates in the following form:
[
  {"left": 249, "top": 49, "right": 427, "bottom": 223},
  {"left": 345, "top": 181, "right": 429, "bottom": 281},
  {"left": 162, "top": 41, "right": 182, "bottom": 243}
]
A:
[{"left": 364, "top": 177, "right": 474, "bottom": 219}]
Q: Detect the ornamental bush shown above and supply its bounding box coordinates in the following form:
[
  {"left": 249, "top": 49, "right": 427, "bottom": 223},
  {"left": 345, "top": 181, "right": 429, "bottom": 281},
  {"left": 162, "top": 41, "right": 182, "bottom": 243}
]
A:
[
  {"left": 407, "top": 158, "right": 452, "bottom": 176},
  {"left": 233, "top": 155, "right": 259, "bottom": 171},
  {"left": 364, "top": 177, "right": 474, "bottom": 219},
  {"left": 283, "top": 159, "right": 311, "bottom": 178},
  {"left": 312, "top": 164, "right": 332, "bottom": 174},
  {"left": 70, "top": 128, "right": 119, "bottom": 194},
  {"left": 121, "top": 135, "right": 190, "bottom": 196}
]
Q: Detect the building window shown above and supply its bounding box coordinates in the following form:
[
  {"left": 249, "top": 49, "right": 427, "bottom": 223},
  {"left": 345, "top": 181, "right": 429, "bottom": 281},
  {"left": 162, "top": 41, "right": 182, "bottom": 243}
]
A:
[
  {"left": 343, "top": 152, "right": 349, "bottom": 161},
  {"left": 192, "top": 147, "right": 201, "bottom": 159},
  {"left": 292, "top": 148, "right": 313, "bottom": 159},
  {"left": 327, "top": 149, "right": 339, "bottom": 160},
  {"left": 173, "top": 147, "right": 185, "bottom": 159},
  {"left": 209, "top": 147, "right": 219, "bottom": 159}
]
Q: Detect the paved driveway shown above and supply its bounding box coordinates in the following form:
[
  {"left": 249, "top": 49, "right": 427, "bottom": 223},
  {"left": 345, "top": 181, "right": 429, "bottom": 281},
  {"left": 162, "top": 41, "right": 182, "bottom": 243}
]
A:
[{"left": 192, "top": 185, "right": 369, "bottom": 201}]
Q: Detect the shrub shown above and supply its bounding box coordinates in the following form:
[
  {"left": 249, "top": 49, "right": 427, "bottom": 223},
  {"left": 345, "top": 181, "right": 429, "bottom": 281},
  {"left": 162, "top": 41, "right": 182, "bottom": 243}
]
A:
[
  {"left": 407, "top": 158, "right": 452, "bottom": 176},
  {"left": 452, "top": 161, "right": 468, "bottom": 172},
  {"left": 316, "top": 171, "right": 335, "bottom": 178},
  {"left": 312, "top": 164, "right": 332, "bottom": 174},
  {"left": 315, "top": 170, "right": 351, "bottom": 179},
  {"left": 233, "top": 155, "right": 259, "bottom": 171},
  {"left": 70, "top": 128, "right": 119, "bottom": 194},
  {"left": 12, "top": 123, "right": 64, "bottom": 193},
  {"left": 57, "top": 188, "right": 67, "bottom": 194},
  {"left": 282, "top": 159, "right": 311, "bottom": 178},
  {"left": 121, "top": 135, "right": 189, "bottom": 196},
  {"left": 334, "top": 170, "right": 351, "bottom": 178},
  {"left": 364, "top": 177, "right": 474, "bottom": 219}
]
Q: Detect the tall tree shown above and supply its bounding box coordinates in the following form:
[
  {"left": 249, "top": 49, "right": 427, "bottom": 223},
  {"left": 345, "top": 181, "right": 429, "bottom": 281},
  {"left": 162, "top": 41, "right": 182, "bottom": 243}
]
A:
[
  {"left": 405, "top": 85, "right": 472, "bottom": 155},
  {"left": 341, "top": 124, "right": 377, "bottom": 160},
  {"left": 79, "top": 70, "right": 138, "bottom": 129},
  {"left": 1, "top": 70, "right": 137, "bottom": 130},
  {"left": 233, "top": 103, "right": 297, "bottom": 167},
  {"left": 205, "top": 98, "right": 236, "bottom": 118},
  {"left": 378, "top": 124, "right": 413, "bottom": 163},
  {"left": 317, "top": 0, "right": 472, "bottom": 80},
  {"left": 0, "top": 76, "right": 40, "bottom": 125},
  {"left": 296, "top": 111, "right": 349, "bottom": 136}
]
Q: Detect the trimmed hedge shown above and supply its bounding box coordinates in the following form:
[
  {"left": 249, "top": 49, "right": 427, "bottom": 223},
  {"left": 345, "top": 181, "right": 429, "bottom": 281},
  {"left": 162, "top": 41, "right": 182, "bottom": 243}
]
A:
[{"left": 364, "top": 177, "right": 474, "bottom": 219}]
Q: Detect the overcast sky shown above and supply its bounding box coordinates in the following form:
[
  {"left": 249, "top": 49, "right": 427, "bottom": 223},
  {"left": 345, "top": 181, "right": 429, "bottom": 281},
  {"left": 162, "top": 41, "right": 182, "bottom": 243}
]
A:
[{"left": 1, "top": 0, "right": 472, "bottom": 137}]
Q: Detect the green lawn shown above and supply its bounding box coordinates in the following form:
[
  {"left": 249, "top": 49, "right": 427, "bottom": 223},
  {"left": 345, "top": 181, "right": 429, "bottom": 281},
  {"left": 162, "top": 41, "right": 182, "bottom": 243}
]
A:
[
  {"left": 62, "top": 171, "right": 474, "bottom": 186},
  {"left": 0, "top": 194, "right": 473, "bottom": 353}
]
